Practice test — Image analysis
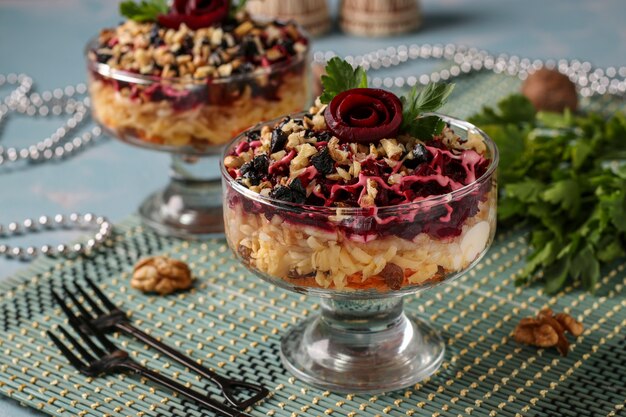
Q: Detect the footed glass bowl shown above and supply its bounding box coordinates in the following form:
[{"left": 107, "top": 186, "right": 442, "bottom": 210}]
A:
[
  {"left": 85, "top": 39, "right": 310, "bottom": 238},
  {"left": 221, "top": 114, "right": 499, "bottom": 392}
]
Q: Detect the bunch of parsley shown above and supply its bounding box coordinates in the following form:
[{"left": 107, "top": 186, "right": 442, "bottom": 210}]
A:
[{"left": 469, "top": 95, "right": 626, "bottom": 293}]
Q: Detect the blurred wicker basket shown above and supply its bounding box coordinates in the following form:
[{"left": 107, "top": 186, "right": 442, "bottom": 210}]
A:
[
  {"left": 246, "top": 0, "right": 332, "bottom": 37},
  {"left": 340, "top": 0, "right": 422, "bottom": 37}
]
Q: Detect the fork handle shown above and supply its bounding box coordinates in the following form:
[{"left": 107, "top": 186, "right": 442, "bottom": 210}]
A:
[
  {"left": 115, "top": 322, "right": 269, "bottom": 409},
  {"left": 120, "top": 361, "right": 250, "bottom": 417}
]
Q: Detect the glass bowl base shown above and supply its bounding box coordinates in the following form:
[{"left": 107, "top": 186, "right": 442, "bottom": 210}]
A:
[
  {"left": 139, "top": 179, "right": 224, "bottom": 239},
  {"left": 280, "top": 298, "right": 445, "bottom": 393}
]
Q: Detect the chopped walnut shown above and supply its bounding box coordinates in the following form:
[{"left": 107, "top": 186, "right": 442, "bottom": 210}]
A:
[
  {"left": 290, "top": 143, "right": 318, "bottom": 172},
  {"left": 351, "top": 160, "right": 362, "bottom": 177},
  {"left": 359, "top": 179, "right": 378, "bottom": 207},
  {"left": 379, "top": 139, "right": 404, "bottom": 160},
  {"left": 336, "top": 167, "right": 351, "bottom": 181},
  {"left": 131, "top": 256, "right": 193, "bottom": 295},
  {"left": 286, "top": 131, "right": 305, "bottom": 149},
  {"left": 328, "top": 137, "right": 350, "bottom": 165},
  {"left": 368, "top": 143, "right": 379, "bottom": 158},
  {"left": 224, "top": 155, "right": 244, "bottom": 169},
  {"left": 514, "top": 309, "right": 583, "bottom": 356},
  {"left": 312, "top": 114, "right": 326, "bottom": 130}
]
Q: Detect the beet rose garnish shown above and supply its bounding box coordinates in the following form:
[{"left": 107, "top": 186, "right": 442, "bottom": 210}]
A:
[
  {"left": 324, "top": 88, "right": 403, "bottom": 143},
  {"left": 158, "top": 0, "right": 230, "bottom": 30}
]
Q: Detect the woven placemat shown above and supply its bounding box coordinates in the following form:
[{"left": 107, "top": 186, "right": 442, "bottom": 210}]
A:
[{"left": 1, "top": 73, "right": 625, "bottom": 417}]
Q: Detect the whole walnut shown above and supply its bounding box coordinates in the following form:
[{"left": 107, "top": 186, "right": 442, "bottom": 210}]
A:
[
  {"left": 521, "top": 68, "right": 578, "bottom": 112},
  {"left": 131, "top": 256, "right": 193, "bottom": 295}
]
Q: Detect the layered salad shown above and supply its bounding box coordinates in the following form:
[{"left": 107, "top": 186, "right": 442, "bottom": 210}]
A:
[
  {"left": 222, "top": 58, "right": 497, "bottom": 292},
  {"left": 87, "top": 0, "right": 309, "bottom": 147}
]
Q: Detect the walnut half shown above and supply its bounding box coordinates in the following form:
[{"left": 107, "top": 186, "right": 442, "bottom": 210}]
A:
[
  {"left": 131, "top": 256, "right": 193, "bottom": 295},
  {"left": 514, "top": 308, "right": 583, "bottom": 356}
]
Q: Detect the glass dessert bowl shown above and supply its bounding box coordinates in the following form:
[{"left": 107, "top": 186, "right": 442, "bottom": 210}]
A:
[
  {"left": 86, "top": 9, "right": 310, "bottom": 238},
  {"left": 221, "top": 100, "right": 499, "bottom": 392}
]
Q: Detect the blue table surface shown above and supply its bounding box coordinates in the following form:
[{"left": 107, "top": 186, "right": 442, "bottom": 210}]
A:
[{"left": 1, "top": 0, "right": 625, "bottom": 416}]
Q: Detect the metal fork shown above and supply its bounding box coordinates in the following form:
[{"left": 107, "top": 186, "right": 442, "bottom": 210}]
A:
[
  {"left": 47, "top": 315, "right": 251, "bottom": 417},
  {"left": 51, "top": 278, "right": 269, "bottom": 410}
]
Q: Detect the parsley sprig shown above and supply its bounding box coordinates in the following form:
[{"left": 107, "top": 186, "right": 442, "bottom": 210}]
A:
[
  {"left": 319, "top": 57, "right": 454, "bottom": 139},
  {"left": 320, "top": 58, "right": 368, "bottom": 104},
  {"left": 470, "top": 94, "right": 626, "bottom": 293},
  {"left": 400, "top": 83, "right": 455, "bottom": 138},
  {"left": 119, "top": 0, "right": 248, "bottom": 22},
  {"left": 120, "top": 0, "right": 168, "bottom": 22}
]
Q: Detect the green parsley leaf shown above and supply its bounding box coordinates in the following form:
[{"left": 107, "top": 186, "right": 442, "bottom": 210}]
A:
[
  {"left": 230, "top": 0, "right": 249, "bottom": 18},
  {"left": 543, "top": 255, "right": 571, "bottom": 294},
  {"left": 469, "top": 94, "right": 536, "bottom": 125},
  {"left": 320, "top": 58, "right": 368, "bottom": 104},
  {"left": 470, "top": 93, "right": 626, "bottom": 294},
  {"left": 120, "top": 0, "right": 168, "bottom": 22},
  {"left": 406, "top": 115, "right": 446, "bottom": 141},
  {"left": 400, "top": 83, "right": 455, "bottom": 139}
]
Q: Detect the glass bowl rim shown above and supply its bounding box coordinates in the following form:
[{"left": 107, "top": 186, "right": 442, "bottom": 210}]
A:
[
  {"left": 84, "top": 24, "right": 310, "bottom": 86},
  {"left": 221, "top": 112, "right": 499, "bottom": 215}
]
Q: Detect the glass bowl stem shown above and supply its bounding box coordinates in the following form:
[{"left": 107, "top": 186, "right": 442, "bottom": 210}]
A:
[
  {"left": 139, "top": 153, "right": 224, "bottom": 238},
  {"left": 280, "top": 296, "right": 445, "bottom": 393}
]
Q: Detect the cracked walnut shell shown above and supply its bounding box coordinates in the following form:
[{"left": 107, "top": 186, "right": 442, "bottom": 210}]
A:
[{"left": 131, "top": 256, "right": 193, "bottom": 295}]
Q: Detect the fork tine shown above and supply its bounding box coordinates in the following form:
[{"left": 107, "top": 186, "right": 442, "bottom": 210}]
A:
[
  {"left": 80, "top": 315, "right": 118, "bottom": 354},
  {"left": 51, "top": 290, "right": 85, "bottom": 330},
  {"left": 84, "top": 276, "right": 118, "bottom": 312},
  {"left": 74, "top": 282, "right": 105, "bottom": 316},
  {"left": 62, "top": 284, "right": 96, "bottom": 321},
  {"left": 47, "top": 329, "right": 88, "bottom": 371},
  {"left": 58, "top": 325, "right": 96, "bottom": 363},
  {"left": 59, "top": 306, "right": 107, "bottom": 357}
]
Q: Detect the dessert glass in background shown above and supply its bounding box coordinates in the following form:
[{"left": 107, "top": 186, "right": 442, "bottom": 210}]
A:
[
  {"left": 86, "top": 19, "right": 310, "bottom": 238},
  {"left": 222, "top": 113, "right": 499, "bottom": 392}
]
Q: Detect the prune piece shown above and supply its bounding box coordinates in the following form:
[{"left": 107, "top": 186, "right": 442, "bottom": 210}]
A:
[
  {"left": 270, "top": 129, "right": 288, "bottom": 153},
  {"left": 183, "top": 35, "right": 194, "bottom": 52},
  {"left": 241, "top": 39, "right": 258, "bottom": 57},
  {"left": 269, "top": 185, "right": 293, "bottom": 201},
  {"left": 221, "top": 20, "right": 237, "bottom": 32},
  {"left": 277, "top": 116, "right": 291, "bottom": 129},
  {"left": 412, "top": 143, "right": 430, "bottom": 163},
  {"left": 269, "top": 178, "right": 307, "bottom": 204},
  {"left": 240, "top": 155, "right": 269, "bottom": 185},
  {"left": 234, "top": 61, "right": 255, "bottom": 74},
  {"left": 149, "top": 26, "right": 164, "bottom": 46},
  {"left": 380, "top": 263, "right": 404, "bottom": 290},
  {"left": 279, "top": 38, "right": 296, "bottom": 55},
  {"left": 289, "top": 178, "right": 307, "bottom": 204},
  {"left": 96, "top": 52, "right": 112, "bottom": 63},
  {"left": 254, "top": 154, "right": 270, "bottom": 172},
  {"left": 246, "top": 129, "right": 261, "bottom": 142},
  {"left": 310, "top": 147, "right": 334, "bottom": 175},
  {"left": 316, "top": 131, "right": 332, "bottom": 142}
]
